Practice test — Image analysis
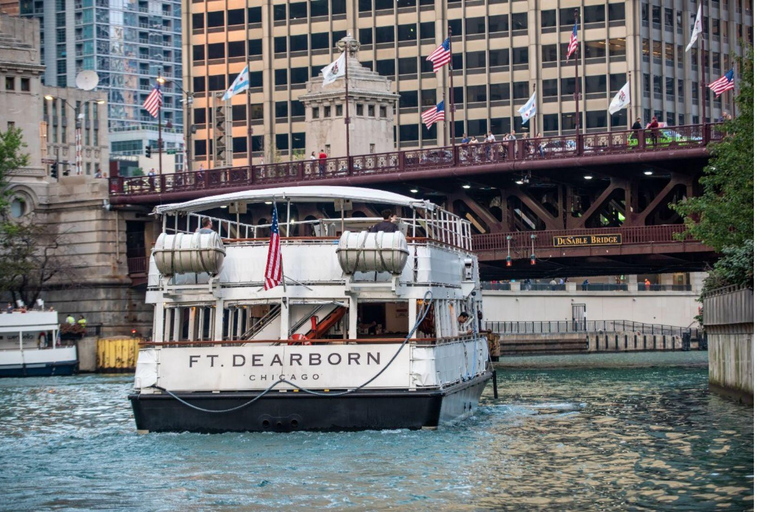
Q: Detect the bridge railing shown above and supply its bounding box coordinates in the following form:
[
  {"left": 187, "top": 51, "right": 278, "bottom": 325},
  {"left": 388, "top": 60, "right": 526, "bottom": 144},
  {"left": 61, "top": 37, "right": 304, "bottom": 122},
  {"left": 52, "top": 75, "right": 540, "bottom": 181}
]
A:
[
  {"left": 472, "top": 224, "right": 694, "bottom": 252},
  {"left": 109, "top": 123, "right": 722, "bottom": 198}
]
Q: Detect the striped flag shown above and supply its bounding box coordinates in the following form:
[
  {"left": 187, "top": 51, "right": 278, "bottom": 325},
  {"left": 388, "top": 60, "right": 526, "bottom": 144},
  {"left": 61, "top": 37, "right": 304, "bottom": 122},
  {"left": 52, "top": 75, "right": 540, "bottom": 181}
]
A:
[
  {"left": 143, "top": 82, "right": 162, "bottom": 118},
  {"left": 708, "top": 69, "right": 735, "bottom": 97},
  {"left": 427, "top": 38, "right": 451, "bottom": 71},
  {"left": 264, "top": 204, "right": 282, "bottom": 290},
  {"left": 566, "top": 23, "right": 578, "bottom": 61},
  {"left": 421, "top": 101, "right": 445, "bottom": 129}
]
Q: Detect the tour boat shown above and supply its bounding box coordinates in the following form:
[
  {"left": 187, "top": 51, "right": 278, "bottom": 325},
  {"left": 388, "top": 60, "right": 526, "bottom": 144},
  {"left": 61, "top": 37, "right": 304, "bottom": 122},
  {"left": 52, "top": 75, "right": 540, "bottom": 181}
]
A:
[
  {"left": 129, "top": 186, "right": 493, "bottom": 433},
  {"left": 0, "top": 311, "right": 78, "bottom": 377}
]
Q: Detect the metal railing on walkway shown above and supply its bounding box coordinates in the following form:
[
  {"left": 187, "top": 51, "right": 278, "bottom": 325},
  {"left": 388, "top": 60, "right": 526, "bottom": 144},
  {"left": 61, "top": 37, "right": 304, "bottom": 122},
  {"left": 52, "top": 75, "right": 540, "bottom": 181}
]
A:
[{"left": 483, "top": 319, "right": 699, "bottom": 338}]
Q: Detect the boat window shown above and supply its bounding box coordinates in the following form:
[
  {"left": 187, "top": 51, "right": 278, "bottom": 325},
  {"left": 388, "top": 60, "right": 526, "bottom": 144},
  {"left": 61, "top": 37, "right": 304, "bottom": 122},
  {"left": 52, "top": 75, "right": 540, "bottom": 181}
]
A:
[{"left": 358, "top": 302, "right": 409, "bottom": 337}]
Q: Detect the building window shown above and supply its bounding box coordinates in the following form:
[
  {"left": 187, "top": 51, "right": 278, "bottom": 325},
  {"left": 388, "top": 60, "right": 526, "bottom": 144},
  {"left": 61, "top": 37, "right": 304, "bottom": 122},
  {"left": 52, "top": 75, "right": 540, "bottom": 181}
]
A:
[
  {"left": 368, "top": 105, "right": 375, "bottom": 116},
  {"left": 275, "top": 101, "right": 288, "bottom": 118},
  {"left": 586, "top": 111, "right": 607, "bottom": 128},
  {"left": 274, "top": 4, "right": 286, "bottom": 21},
  {"left": 336, "top": 105, "right": 343, "bottom": 116},
  {"left": 375, "top": 26, "right": 395, "bottom": 43},
  {"left": 466, "top": 85, "right": 487, "bottom": 103},
  {"left": 290, "top": 34, "right": 308, "bottom": 52},
  {"left": 489, "top": 14, "right": 509, "bottom": 33},
  {"left": 583, "top": 5, "right": 605, "bottom": 24},
  {"left": 543, "top": 114, "right": 558, "bottom": 132},
  {"left": 20, "top": 78, "right": 30, "bottom": 92},
  {"left": 541, "top": 10, "right": 556, "bottom": 28},
  {"left": 512, "top": 81, "right": 529, "bottom": 99},
  {"left": 465, "top": 17, "right": 485, "bottom": 35},
  {"left": 356, "top": 104, "right": 363, "bottom": 116},
  {"left": 512, "top": 48, "right": 528, "bottom": 65},
  {"left": 542, "top": 79, "right": 558, "bottom": 97},
  {"left": 10, "top": 197, "right": 27, "bottom": 218},
  {"left": 312, "top": 0, "right": 329, "bottom": 16},
  {"left": 398, "top": 57, "right": 418, "bottom": 75},
  {"left": 608, "top": 3, "right": 625, "bottom": 21},
  {"left": 465, "top": 51, "right": 486, "bottom": 69},
  {"left": 5, "top": 77, "right": 14, "bottom": 90},
  {"left": 324, "top": 105, "right": 331, "bottom": 117},
  {"left": 398, "top": 24, "right": 417, "bottom": 42},
  {"left": 585, "top": 75, "right": 606, "bottom": 94},
  {"left": 312, "top": 107, "right": 319, "bottom": 119},
  {"left": 399, "top": 124, "right": 419, "bottom": 142},
  {"left": 380, "top": 106, "right": 386, "bottom": 118},
  {"left": 541, "top": 45, "right": 557, "bottom": 63},
  {"left": 208, "top": 43, "right": 225, "bottom": 59},
  {"left": 289, "top": 2, "right": 307, "bottom": 19},
  {"left": 208, "top": 11, "right": 224, "bottom": 27},
  {"left": 489, "top": 83, "right": 509, "bottom": 101}
]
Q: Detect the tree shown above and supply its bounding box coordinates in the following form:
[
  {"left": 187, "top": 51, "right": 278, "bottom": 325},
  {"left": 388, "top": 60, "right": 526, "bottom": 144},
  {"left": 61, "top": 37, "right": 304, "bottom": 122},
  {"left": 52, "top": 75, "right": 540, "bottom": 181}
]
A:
[
  {"left": 0, "top": 126, "right": 30, "bottom": 212},
  {"left": 672, "top": 47, "right": 753, "bottom": 253}
]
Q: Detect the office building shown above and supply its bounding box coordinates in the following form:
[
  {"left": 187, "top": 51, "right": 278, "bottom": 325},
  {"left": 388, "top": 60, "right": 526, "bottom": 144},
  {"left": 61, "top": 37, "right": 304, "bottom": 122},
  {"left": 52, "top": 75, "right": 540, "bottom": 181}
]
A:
[
  {"left": 20, "top": 0, "right": 185, "bottom": 166},
  {"left": 185, "top": 0, "right": 752, "bottom": 166}
]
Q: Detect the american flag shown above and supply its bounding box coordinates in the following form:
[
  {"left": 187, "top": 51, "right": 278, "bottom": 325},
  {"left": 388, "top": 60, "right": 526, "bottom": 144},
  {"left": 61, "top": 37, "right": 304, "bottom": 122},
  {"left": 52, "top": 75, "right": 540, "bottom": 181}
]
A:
[
  {"left": 566, "top": 23, "right": 579, "bottom": 61},
  {"left": 143, "top": 82, "right": 162, "bottom": 118},
  {"left": 427, "top": 38, "right": 451, "bottom": 71},
  {"left": 708, "top": 69, "right": 735, "bottom": 97},
  {"left": 264, "top": 204, "right": 282, "bottom": 290},
  {"left": 421, "top": 101, "right": 445, "bottom": 129}
]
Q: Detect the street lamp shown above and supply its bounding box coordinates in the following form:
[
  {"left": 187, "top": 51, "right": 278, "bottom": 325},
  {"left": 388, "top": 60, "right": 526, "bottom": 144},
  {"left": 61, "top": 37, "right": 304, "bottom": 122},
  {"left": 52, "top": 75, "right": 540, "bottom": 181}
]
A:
[{"left": 44, "top": 95, "right": 105, "bottom": 176}]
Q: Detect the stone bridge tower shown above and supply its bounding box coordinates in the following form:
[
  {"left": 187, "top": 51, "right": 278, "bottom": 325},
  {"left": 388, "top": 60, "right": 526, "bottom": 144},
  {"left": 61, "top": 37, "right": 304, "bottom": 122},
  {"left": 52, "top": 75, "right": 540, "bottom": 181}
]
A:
[{"left": 300, "top": 35, "right": 399, "bottom": 158}]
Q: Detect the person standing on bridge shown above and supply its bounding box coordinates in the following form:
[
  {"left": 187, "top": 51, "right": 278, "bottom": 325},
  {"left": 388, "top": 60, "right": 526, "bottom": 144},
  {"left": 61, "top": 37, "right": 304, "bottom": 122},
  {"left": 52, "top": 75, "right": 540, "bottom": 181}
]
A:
[
  {"left": 318, "top": 149, "right": 327, "bottom": 177},
  {"left": 648, "top": 116, "right": 660, "bottom": 145},
  {"left": 631, "top": 118, "right": 642, "bottom": 142}
]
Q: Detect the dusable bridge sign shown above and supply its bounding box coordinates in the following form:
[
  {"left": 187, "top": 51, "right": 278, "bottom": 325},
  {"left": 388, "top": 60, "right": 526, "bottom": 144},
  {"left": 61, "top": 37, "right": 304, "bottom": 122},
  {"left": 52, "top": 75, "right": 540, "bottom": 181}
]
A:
[{"left": 553, "top": 234, "right": 623, "bottom": 247}]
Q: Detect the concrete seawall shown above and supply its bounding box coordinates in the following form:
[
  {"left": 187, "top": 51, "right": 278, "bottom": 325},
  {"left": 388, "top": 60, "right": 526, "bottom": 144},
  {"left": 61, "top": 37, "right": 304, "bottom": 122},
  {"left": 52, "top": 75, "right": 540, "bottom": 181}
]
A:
[{"left": 500, "top": 331, "right": 682, "bottom": 356}]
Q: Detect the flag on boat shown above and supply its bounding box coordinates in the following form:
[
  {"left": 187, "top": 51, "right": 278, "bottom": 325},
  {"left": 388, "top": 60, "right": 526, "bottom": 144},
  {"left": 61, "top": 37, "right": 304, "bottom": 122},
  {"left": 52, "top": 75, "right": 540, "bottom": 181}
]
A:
[
  {"left": 708, "top": 69, "right": 735, "bottom": 97},
  {"left": 566, "top": 23, "right": 579, "bottom": 61},
  {"left": 686, "top": 2, "right": 703, "bottom": 52},
  {"left": 421, "top": 101, "right": 445, "bottom": 129},
  {"left": 321, "top": 53, "right": 346, "bottom": 87},
  {"left": 264, "top": 204, "right": 282, "bottom": 290},
  {"left": 221, "top": 66, "right": 250, "bottom": 101},
  {"left": 517, "top": 92, "right": 536, "bottom": 125},
  {"left": 608, "top": 82, "right": 631, "bottom": 114},
  {"left": 427, "top": 38, "right": 451, "bottom": 71},
  {"left": 142, "top": 82, "right": 162, "bottom": 118}
]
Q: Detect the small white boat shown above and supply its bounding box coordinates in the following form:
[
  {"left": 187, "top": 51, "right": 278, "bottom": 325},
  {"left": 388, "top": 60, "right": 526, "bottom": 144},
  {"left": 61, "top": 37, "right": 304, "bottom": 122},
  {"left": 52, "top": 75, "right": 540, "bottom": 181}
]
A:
[
  {"left": 0, "top": 311, "right": 78, "bottom": 377},
  {"left": 129, "top": 186, "right": 494, "bottom": 432}
]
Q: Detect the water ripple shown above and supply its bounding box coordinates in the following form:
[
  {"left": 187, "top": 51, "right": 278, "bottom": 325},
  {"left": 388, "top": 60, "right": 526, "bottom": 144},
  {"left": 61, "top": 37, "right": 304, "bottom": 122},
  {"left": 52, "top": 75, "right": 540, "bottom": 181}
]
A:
[{"left": 0, "top": 367, "right": 753, "bottom": 511}]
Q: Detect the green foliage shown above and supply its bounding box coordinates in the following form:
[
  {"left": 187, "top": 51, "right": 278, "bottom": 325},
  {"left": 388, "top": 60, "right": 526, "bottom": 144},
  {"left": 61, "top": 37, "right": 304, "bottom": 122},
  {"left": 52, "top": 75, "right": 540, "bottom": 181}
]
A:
[
  {"left": 0, "top": 127, "right": 31, "bottom": 214},
  {"left": 672, "top": 47, "right": 753, "bottom": 253},
  {"left": 702, "top": 239, "right": 754, "bottom": 292}
]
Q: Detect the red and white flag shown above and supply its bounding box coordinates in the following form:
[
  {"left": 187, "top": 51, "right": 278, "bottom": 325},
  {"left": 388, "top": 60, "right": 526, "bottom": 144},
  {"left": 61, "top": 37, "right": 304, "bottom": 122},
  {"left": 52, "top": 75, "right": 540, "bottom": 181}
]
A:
[
  {"left": 143, "top": 82, "right": 162, "bottom": 118},
  {"left": 566, "top": 23, "right": 579, "bottom": 61},
  {"left": 427, "top": 38, "right": 452, "bottom": 71},
  {"left": 264, "top": 204, "right": 282, "bottom": 290}
]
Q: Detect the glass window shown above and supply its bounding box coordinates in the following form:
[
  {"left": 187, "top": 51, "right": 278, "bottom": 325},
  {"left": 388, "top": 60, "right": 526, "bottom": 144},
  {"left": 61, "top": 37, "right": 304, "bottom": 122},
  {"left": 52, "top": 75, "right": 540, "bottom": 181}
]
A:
[
  {"left": 421, "top": 89, "right": 436, "bottom": 105},
  {"left": 275, "top": 101, "right": 288, "bottom": 118},
  {"left": 193, "top": 76, "right": 206, "bottom": 92},
  {"left": 377, "top": 59, "right": 395, "bottom": 75},
  {"left": 275, "top": 37, "right": 287, "bottom": 53},
  {"left": 332, "top": 0, "right": 346, "bottom": 14},
  {"left": 291, "top": 100, "right": 305, "bottom": 117},
  {"left": 275, "top": 69, "right": 287, "bottom": 85},
  {"left": 451, "top": 53, "right": 463, "bottom": 70},
  {"left": 248, "top": 7, "right": 262, "bottom": 23},
  {"left": 467, "top": 85, "right": 487, "bottom": 102},
  {"left": 511, "top": 13, "right": 526, "bottom": 31},
  {"left": 465, "top": 51, "right": 486, "bottom": 69},
  {"left": 512, "top": 47, "right": 528, "bottom": 64},
  {"left": 312, "top": 0, "right": 329, "bottom": 16},
  {"left": 250, "top": 71, "right": 263, "bottom": 87},
  {"left": 466, "top": 119, "right": 487, "bottom": 136},
  {"left": 420, "top": 22, "right": 435, "bottom": 39},
  {"left": 399, "top": 90, "right": 418, "bottom": 107},
  {"left": 399, "top": 124, "right": 419, "bottom": 142},
  {"left": 192, "top": 13, "right": 205, "bottom": 29},
  {"left": 360, "top": 28, "right": 373, "bottom": 45},
  {"left": 448, "top": 18, "right": 462, "bottom": 36},
  {"left": 380, "top": 106, "right": 387, "bottom": 118},
  {"left": 512, "top": 81, "right": 529, "bottom": 99},
  {"left": 586, "top": 111, "right": 607, "bottom": 128},
  {"left": 274, "top": 5, "right": 286, "bottom": 21},
  {"left": 398, "top": 24, "right": 417, "bottom": 41},
  {"left": 560, "top": 8, "right": 576, "bottom": 27},
  {"left": 609, "top": 38, "right": 625, "bottom": 57},
  {"left": 542, "top": 44, "right": 557, "bottom": 62},
  {"left": 583, "top": 5, "right": 605, "bottom": 23},
  {"left": 561, "top": 77, "right": 576, "bottom": 95},
  {"left": 488, "top": 49, "right": 509, "bottom": 66},
  {"left": 228, "top": 9, "right": 244, "bottom": 25},
  {"left": 543, "top": 114, "right": 558, "bottom": 131},
  {"left": 290, "top": 34, "right": 308, "bottom": 51},
  {"left": 398, "top": 57, "right": 417, "bottom": 75},
  {"left": 376, "top": 26, "right": 395, "bottom": 43},
  {"left": 541, "top": 10, "right": 556, "bottom": 27},
  {"left": 229, "top": 41, "right": 245, "bottom": 58},
  {"left": 208, "top": 75, "right": 225, "bottom": 90},
  {"left": 585, "top": 75, "right": 606, "bottom": 94},
  {"left": 276, "top": 134, "right": 289, "bottom": 150},
  {"left": 249, "top": 39, "right": 263, "bottom": 56},
  {"left": 359, "top": 0, "right": 371, "bottom": 12},
  {"left": 208, "top": 11, "right": 224, "bottom": 27},
  {"left": 561, "top": 112, "right": 580, "bottom": 130},
  {"left": 289, "top": 2, "right": 307, "bottom": 19},
  {"left": 608, "top": 3, "right": 624, "bottom": 21},
  {"left": 311, "top": 33, "right": 329, "bottom": 49},
  {"left": 489, "top": 83, "right": 509, "bottom": 101},
  {"left": 193, "top": 44, "right": 205, "bottom": 61},
  {"left": 290, "top": 67, "right": 308, "bottom": 84},
  {"left": 609, "top": 73, "right": 626, "bottom": 91},
  {"left": 465, "top": 17, "right": 485, "bottom": 35},
  {"left": 336, "top": 105, "right": 343, "bottom": 116},
  {"left": 652, "top": 5, "right": 661, "bottom": 26},
  {"left": 584, "top": 41, "right": 606, "bottom": 58},
  {"left": 489, "top": 14, "right": 509, "bottom": 33}
]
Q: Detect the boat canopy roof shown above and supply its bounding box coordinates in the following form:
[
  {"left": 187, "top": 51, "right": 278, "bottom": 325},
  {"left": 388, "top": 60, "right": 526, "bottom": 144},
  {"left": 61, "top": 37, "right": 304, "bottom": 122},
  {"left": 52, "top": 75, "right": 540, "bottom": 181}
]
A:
[{"left": 153, "top": 186, "right": 435, "bottom": 215}]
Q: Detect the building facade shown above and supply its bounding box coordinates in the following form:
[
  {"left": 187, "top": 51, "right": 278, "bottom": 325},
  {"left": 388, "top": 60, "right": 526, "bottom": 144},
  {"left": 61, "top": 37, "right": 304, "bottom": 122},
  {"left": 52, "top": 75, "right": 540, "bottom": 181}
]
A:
[
  {"left": 19, "top": 0, "right": 185, "bottom": 166},
  {"left": 184, "top": 0, "right": 752, "bottom": 165}
]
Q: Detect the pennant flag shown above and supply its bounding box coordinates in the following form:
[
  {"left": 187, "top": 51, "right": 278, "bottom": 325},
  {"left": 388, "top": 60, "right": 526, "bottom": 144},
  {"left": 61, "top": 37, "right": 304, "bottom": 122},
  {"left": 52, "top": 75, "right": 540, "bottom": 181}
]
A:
[
  {"left": 517, "top": 92, "right": 536, "bottom": 125},
  {"left": 322, "top": 53, "right": 346, "bottom": 87},
  {"left": 566, "top": 23, "right": 579, "bottom": 61},
  {"left": 142, "top": 82, "right": 162, "bottom": 118},
  {"left": 427, "top": 38, "right": 452, "bottom": 71},
  {"left": 264, "top": 204, "right": 283, "bottom": 290},
  {"left": 221, "top": 66, "right": 250, "bottom": 101},
  {"left": 708, "top": 69, "right": 735, "bottom": 97},
  {"left": 686, "top": 3, "right": 703, "bottom": 52},
  {"left": 609, "top": 82, "right": 631, "bottom": 114},
  {"left": 421, "top": 101, "right": 445, "bottom": 129}
]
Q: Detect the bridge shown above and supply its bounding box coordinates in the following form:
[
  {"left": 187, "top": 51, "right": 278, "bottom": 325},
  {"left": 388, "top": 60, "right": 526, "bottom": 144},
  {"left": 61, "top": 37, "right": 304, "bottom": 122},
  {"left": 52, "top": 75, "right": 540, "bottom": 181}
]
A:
[{"left": 111, "top": 124, "right": 722, "bottom": 279}]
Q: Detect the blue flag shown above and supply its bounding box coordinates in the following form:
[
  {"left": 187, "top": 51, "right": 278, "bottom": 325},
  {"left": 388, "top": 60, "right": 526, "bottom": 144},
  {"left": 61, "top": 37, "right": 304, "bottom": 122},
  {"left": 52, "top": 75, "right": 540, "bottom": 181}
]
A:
[{"left": 222, "top": 66, "right": 249, "bottom": 101}]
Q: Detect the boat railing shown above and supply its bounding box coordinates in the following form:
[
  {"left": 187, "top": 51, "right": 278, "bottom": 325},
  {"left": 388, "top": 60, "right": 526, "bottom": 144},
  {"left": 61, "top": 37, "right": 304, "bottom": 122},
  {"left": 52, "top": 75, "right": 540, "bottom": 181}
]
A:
[{"left": 139, "top": 334, "right": 481, "bottom": 348}]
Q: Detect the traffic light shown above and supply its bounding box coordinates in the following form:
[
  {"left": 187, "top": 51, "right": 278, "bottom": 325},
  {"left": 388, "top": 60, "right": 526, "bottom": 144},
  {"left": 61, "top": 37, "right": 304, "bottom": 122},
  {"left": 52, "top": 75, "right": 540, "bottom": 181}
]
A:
[
  {"left": 50, "top": 162, "right": 58, "bottom": 179},
  {"left": 145, "top": 145, "right": 152, "bottom": 158},
  {"left": 506, "top": 256, "right": 512, "bottom": 267},
  {"left": 530, "top": 254, "right": 536, "bottom": 265}
]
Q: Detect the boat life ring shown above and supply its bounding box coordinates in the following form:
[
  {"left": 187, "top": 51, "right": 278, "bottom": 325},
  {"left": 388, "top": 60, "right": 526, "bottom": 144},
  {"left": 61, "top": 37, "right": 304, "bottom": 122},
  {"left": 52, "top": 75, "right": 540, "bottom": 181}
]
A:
[{"left": 290, "top": 333, "right": 311, "bottom": 346}]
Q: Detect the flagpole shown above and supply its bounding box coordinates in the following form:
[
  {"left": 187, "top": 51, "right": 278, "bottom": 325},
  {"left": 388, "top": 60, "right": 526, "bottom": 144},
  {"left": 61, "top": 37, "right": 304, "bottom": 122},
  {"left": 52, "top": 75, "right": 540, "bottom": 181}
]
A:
[
  {"left": 345, "top": 39, "right": 351, "bottom": 170},
  {"left": 699, "top": 2, "right": 706, "bottom": 126},
  {"left": 574, "top": 9, "right": 580, "bottom": 144},
  {"left": 158, "top": 81, "right": 163, "bottom": 176},
  {"left": 627, "top": 70, "right": 632, "bottom": 127},
  {"left": 531, "top": 83, "right": 536, "bottom": 137},
  {"left": 245, "top": 6, "right": 253, "bottom": 171},
  {"left": 448, "top": 27, "right": 455, "bottom": 146}
]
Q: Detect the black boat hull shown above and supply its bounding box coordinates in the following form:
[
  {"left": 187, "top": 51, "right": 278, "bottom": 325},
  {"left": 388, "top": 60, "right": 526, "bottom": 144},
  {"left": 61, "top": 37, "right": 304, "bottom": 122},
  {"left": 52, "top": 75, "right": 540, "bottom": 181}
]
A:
[{"left": 129, "top": 371, "right": 492, "bottom": 433}]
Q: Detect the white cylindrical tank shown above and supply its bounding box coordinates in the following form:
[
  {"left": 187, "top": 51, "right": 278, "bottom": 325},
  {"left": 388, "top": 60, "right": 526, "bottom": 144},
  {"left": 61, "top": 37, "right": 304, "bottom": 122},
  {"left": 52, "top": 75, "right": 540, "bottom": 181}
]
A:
[
  {"left": 336, "top": 231, "right": 409, "bottom": 274},
  {"left": 153, "top": 232, "right": 226, "bottom": 276}
]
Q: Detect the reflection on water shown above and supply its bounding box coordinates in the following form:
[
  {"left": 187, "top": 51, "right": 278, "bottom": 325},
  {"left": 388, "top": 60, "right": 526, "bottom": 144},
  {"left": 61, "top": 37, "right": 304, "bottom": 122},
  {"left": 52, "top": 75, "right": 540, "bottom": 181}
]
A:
[{"left": 0, "top": 367, "right": 753, "bottom": 511}]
